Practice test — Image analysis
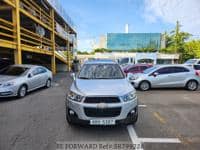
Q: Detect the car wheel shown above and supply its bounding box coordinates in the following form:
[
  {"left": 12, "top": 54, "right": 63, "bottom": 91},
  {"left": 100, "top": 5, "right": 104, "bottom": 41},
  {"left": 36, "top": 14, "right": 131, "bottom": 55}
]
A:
[
  {"left": 128, "top": 114, "right": 138, "bottom": 125},
  {"left": 127, "top": 107, "right": 138, "bottom": 125},
  {"left": 186, "top": 80, "right": 198, "bottom": 91},
  {"left": 46, "top": 79, "right": 51, "bottom": 88},
  {"left": 66, "top": 108, "right": 74, "bottom": 125},
  {"left": 139, "top": 81, "right": 150, "bottom": 91},
  {"left": 18, "top": 85, "right": 27, "bottom": 98}
]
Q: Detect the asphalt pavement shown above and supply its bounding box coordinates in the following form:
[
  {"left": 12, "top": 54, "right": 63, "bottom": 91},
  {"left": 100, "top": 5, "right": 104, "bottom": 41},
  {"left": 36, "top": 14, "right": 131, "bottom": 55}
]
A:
[{"left": 0, "top": 73, "right": 200, "bottom": 150}]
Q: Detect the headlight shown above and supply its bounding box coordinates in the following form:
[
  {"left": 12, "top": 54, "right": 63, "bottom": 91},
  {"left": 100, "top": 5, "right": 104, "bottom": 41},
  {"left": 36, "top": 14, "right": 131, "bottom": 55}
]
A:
[
  {"left": 2, "top": 82, "right": 15, "bottom": 87},
  {"left": 121, "top": 91, "right": 137, "bottom": 102},
  {"left": 67, "top": 91, "right": 84, "bottom": 102},
  {"left": 131, "top": 76, "right": 139, "bottom": 80}
]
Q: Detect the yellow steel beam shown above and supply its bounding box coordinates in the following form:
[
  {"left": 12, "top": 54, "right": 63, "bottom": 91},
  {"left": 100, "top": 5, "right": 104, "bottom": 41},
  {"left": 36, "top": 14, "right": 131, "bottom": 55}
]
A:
[
  {"left": 55, "top": 53, "right": 68, "bottom": 64},
  {"left": 21, "top": 44, "right": 53, "bottom": 55},
  {"left": 13, "top": 0, "right": 22, "bottom": 64},
  {"left": 20, "top": 8, "right": 52, "bottom": 31},
  {"left": 55, "top": 31, "right": 70, "bottom": 43},
  {"left": 0, "top": 6, "right": 12, "bottom": 10},
  {"left": 67, "top": 41, "right": 71, "bottom": 71},
  {"left": 3, "top": 0, "right": 16, "bottom": 8},
  {"left": 51, "top": 9, "right": 56, "bottom": 74},
  {"left": 0, "top": 39, "right": 16, "bottom": 49}
]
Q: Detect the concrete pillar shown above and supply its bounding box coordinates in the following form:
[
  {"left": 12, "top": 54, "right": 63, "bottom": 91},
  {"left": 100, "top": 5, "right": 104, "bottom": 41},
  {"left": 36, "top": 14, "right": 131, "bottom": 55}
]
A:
[
  {"left": 13, "top": 0, "right": 22, "bottom": 64},
  {"left": 51, "top": 9, "right": 56, "bottom": 74},
  {"left": 67, "top": 41, "right": 71, "bottom": 71}
]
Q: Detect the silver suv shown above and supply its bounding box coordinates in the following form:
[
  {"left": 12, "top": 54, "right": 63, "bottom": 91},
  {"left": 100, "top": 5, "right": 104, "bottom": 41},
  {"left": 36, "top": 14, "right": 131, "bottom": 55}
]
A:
[
  {"left": 129, "top": 65, "right": 200, "bottom": 91},
  {"left": 66, "top": 60, "right": 138, "bottom": 125}
]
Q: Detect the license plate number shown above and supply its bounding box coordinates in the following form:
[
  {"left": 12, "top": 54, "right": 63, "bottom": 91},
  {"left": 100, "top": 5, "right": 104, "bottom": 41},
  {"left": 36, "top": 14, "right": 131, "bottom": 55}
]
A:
[{"left": 90, "top": 119, "right": 115, "bottom": 125}]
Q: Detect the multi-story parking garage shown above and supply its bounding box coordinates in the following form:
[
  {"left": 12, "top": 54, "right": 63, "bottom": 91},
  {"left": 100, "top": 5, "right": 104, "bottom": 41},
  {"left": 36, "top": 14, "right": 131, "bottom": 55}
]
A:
[{"left": 0, "top": 0, "right": 77, "bottom": 74}]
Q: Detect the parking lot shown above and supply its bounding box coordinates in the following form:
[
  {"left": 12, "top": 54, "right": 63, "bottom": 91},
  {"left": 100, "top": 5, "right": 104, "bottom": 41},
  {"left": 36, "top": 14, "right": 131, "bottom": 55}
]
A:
[{"left": 0, "top": 73, "right": 200, "bottom": 150}]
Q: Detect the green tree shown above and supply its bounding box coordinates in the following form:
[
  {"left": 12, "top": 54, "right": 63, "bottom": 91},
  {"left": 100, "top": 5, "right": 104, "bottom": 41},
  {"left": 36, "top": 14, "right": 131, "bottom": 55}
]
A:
[
  {"left": 183, "top": 40, "right": 200, "bottom": 61},
  {"left": 171, "top": 21, "right": 191, "bottom": 53},
  {"left": 93, "top": 48, "right": 112, "bottom": 53},
  {"left": 161, "top": 21, "right": 191, "bottom": 62},
  {"left": 77, "top": 51, "right": 90, "bottom": 55}
]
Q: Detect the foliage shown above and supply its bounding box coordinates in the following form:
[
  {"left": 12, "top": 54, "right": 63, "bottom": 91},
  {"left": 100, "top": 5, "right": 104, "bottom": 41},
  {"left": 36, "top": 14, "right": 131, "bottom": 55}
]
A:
[
  {"left": 77, "top": 51, "right": 91, "bottom": 55},
  {"left": 93, "top": 48, "right": 112, "bottom": 53},
  {"left": 160, "top": 21, "right": 194, "bottom": 62},
  {"left": 77, "top": 48, "right": 112, "bottom": 55},
  {"left": 129, "top": 47, "right": 156, "bottom": 53},
  {"left": 182, "top": 40, "right": 200, "bottom": 61},
  {"left": 161, "top": 21, "right": 191, "bottom": 54}
]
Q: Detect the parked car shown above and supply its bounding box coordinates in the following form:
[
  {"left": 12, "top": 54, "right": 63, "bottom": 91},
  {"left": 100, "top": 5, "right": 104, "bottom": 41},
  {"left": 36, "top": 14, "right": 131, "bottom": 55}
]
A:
[
  {"left": 118, "top": 57, "right": 134, "bottom": 67},
  {"left": 184, "top": 59, "right": 200, "bottom": 65},
  {"left": 123, "top": 64, "right": 153, "bottom": 76},
  {"left": 0, "top": 65, "right": 52, "bottom": 98},
  {"left": 0, "top": 58, "right": 11, "bottom": 70},
  {"left": 129, "top": 65, "right": 200, "bottom": 91},
  {"left": 193, "top": 65, "right": 200, "bottom": 75},
  {"left": 184, "top": 59, "right": 200, "bottom": 75},
  {"left": 66, "top": 60, "right": 138, "bottom": 126}
]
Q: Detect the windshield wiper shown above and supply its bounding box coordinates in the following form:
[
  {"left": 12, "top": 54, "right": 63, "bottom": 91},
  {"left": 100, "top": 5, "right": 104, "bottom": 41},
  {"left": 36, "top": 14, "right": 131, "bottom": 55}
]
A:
[{"left": 79, "top": 77, "right": 90, "bottom": 79}]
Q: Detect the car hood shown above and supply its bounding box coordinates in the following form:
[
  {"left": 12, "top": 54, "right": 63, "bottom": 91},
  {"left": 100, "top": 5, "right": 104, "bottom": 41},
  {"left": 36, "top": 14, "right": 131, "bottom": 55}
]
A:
[
  {"left": 132, "top": 73, "right": 144, "bottom": 78},
  {"left": 0, "top": 75, "right": 18, "bottom": 83},
  {"left": 71, "top": 79, "right": 135, "bottom": 96}
]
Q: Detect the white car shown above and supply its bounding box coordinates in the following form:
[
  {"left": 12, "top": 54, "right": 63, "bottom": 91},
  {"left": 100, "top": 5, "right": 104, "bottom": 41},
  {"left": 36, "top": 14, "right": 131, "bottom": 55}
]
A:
[
  {"left": 184, "top": 59, "right": 200, "bottom": 65},
  {"left": 184, "top": 59, "right": 200, "bottom": 75},
  {"left": 66, "top": 60, "right": 138, "bottom": 126},
  {"left": 0, "top": 65, "right": 52, "bottom": 98},
  {"left": 129, "top": 65, "right": 200, "bottom": 91}
]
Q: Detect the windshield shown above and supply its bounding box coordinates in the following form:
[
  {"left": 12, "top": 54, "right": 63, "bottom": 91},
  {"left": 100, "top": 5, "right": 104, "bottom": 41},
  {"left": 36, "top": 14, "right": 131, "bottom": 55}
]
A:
[
  {"left": 184, "top": 59, "right": 197, "bottom": 64},
  {"left": 143, "top": 66, "right": 157, "bottom": 74},
  {"left": 79, "top": 64, "right": 125, "bottom": 79},
  {"left": 119, "top": 58, "right": 129, "bottom": 65},
  {"left": 0, "top": 66, "right": 29, "bottom": 76}
]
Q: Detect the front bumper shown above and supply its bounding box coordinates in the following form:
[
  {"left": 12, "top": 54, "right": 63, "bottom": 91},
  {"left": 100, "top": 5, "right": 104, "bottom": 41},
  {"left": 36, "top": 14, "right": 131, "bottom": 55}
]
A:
[
  {"left": 66, "top": 97, "right": 138, "bottom": 125},
  {"left": 130, "top": 80, "right": 140, "bottom": 88},
  {"left": 0, "top": 86, "right": 18, "bottom": 97},
  {"left": 67, "top": 106, "right": 138, "bottom": 125}
]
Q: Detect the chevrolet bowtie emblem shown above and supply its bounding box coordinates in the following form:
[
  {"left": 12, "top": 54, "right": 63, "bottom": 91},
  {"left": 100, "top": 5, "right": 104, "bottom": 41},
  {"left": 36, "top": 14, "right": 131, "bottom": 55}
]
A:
[{"left": 97, "top": 103, "right": 108, "bottom": 109}]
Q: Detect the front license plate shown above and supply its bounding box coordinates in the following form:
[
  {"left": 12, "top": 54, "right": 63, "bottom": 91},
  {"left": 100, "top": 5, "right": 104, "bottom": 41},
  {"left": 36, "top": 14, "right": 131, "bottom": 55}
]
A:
[{"left": 90, "top": 119, "right": 115, "bottom": 125}]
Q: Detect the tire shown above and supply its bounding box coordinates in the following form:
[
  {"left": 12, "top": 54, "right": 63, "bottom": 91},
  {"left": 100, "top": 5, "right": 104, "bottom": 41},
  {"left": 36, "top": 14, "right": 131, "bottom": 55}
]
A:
[
  {"left": 18, "top": 85, "right": 27, "bottom": 98},
  {"left": 127, "top": 107, "right": 138, "bottom": 125},
  {"left": 139, "top": 81, "right": 150, "bottom": 91},
  {"left": 128, "top": 114, "right": 138, "bottom": 125},
  {"left": 66, "top": 108, "right": 74, "bottom": 125},
  {"left": 46, "top": 79, "right": 51, "bottom": 88},
  {"left": 186, "top": 80, "right": 198, "bottom": 91}
]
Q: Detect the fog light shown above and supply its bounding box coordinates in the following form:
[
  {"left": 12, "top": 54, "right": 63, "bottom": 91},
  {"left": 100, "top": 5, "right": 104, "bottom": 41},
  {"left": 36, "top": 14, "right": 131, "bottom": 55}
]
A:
[
  {"left": 69, "top": 110, "right": 75, "bottom": 115},
  {"left": 131, "top": 110, "right": 135, "bottom": 114}
]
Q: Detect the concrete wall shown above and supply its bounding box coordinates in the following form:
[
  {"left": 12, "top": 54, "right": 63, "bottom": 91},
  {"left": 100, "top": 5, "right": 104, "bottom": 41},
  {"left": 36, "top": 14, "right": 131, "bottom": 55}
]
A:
[{"left": 56, "top": 64, "right": 68, "bottom": 72}]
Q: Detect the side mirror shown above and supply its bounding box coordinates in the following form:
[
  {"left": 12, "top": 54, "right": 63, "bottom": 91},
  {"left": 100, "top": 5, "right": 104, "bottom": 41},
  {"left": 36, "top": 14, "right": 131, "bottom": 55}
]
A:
[
  {"left": 152, "top": 72, "right": 159, "bottom": 77},
  {"left": 70, "top": 73, "right": 76, "bottom": 81},
  {"left": 28, "top": 73, "right": 32, "bottom": 78}
]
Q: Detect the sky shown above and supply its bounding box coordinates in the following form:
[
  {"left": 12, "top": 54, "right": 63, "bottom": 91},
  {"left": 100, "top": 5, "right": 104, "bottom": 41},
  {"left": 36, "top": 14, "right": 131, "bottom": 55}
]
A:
[{"left": 59, "top": 0, "right": 200, "bottom": 51}]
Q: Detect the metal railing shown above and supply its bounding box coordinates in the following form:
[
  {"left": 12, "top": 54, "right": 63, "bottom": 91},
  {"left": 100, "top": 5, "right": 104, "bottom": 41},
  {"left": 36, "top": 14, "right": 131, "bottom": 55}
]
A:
[
  {"left": 20, "top": 0, "right": 52, "bottom": 28},
  {"left": 0, "top": 18, "right": 16, "bottom": 44},
  {"left": 21, "top": 27, "right": 52, "bottom": 51}
]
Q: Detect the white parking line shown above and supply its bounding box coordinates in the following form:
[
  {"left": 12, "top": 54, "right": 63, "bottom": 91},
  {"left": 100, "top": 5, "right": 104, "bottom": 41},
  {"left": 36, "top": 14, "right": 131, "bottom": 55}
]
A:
[
  {"left": 138, "top": 105, "right": 147, "bottom": 108},
  {"left": 139, "top": 138, "right": 181, "bottom": 143},
  {"left": 127, "top": 125, "right": 181, "bottom": 150},
  {"left": 127, "top": 125, "right": 144, "bottom": 150}
]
